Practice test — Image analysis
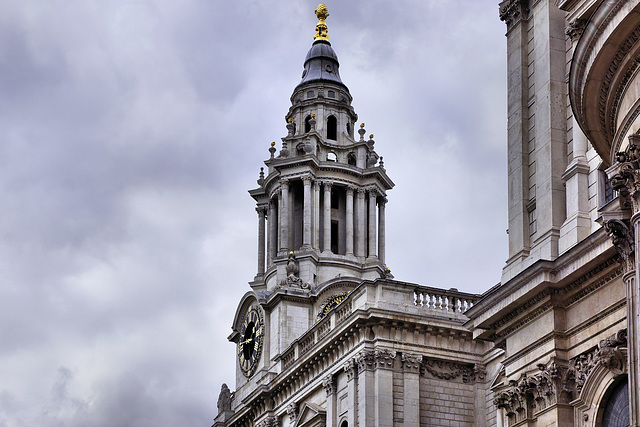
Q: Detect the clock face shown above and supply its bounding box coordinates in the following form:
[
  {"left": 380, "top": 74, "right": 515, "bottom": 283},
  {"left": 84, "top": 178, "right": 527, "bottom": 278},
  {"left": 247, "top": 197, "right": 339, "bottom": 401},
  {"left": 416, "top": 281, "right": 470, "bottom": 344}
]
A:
[
  {"left": 237, "top": 305, "right": 264, "bottom": 377},
  {"left": 317, "top": 292, "right": 349, "bottom": 320}
]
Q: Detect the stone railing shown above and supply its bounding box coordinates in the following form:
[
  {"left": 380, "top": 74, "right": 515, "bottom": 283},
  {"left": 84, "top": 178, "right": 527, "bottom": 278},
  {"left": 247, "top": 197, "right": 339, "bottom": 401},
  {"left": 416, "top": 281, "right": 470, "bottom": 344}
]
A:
[
  {"left": 414, "top": 287, "right": 479, "bottom": 314},
  {"left": 280, "top": 296, "right": 354, "bottom": 370}
]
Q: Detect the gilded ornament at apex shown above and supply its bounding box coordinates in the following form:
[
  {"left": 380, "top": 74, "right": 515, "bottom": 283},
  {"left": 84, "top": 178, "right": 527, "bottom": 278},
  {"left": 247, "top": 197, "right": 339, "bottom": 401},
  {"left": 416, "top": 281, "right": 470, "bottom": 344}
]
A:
[{"left": 314, "top": 3, "right": 330, "bottom": 41}]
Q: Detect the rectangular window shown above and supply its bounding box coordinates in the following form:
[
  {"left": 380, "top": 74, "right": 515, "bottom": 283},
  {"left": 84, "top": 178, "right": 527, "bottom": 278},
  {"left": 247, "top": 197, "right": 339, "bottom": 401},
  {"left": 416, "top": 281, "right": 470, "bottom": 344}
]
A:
[{"left": 529, "top": 208, "right": 537, "bottom": 236}]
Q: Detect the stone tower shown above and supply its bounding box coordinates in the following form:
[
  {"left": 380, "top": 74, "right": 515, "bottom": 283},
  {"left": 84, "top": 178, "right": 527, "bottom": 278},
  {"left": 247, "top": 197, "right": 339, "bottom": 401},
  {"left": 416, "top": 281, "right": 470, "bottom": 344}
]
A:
[{"left": 227, "top": 2, "right": 394, "bottom": 401}]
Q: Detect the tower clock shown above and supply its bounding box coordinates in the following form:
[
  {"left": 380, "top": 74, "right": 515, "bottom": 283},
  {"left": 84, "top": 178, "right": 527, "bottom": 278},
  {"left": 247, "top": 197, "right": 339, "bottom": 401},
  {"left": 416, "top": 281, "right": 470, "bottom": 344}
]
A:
[{"left": 237, "top": 305, "right": 264, "bottom": 377}]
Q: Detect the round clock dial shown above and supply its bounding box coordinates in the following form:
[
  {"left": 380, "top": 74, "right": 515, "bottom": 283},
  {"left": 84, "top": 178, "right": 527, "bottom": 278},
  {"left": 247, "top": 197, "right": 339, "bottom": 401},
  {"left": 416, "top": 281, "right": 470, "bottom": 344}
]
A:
[{"left": 237, "top": 305, "right": 264, "bottom": 377}]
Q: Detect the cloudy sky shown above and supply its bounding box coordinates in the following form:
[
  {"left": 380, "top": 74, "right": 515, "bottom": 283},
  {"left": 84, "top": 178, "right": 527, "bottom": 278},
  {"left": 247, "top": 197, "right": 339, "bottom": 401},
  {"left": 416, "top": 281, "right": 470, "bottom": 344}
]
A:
[{"left": 0, "top": 1, "right": 507, "bottom": 425}]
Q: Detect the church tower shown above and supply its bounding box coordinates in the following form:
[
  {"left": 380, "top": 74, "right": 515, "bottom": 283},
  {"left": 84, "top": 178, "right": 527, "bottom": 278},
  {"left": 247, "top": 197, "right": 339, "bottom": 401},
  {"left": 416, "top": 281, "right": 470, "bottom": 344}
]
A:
[{"left": 226, "top": 2, "right": 394, "bottom": 406}]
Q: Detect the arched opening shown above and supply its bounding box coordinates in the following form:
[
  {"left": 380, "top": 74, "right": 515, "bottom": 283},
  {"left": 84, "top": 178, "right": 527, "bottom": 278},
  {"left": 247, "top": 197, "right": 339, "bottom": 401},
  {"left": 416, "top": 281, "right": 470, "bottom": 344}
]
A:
[
  {"left": 347, "top": 152, "right": 356, "bottom": 166},
  {"left": 346, "top": 122, "right": 351, "bottom": 136},
  {"left": 327, "top": 152, "right": 337, "bottom": 162},
  {"left": 340, "top": 421, "right": 348, "bottom": 427},
  {"left": 327, "top": 115, "right": 337, "bottom": 140},
  {"left": 600, "top": 377, "right": 630, "bottom": 427},
  {"left": 305, "top": 115, "right": 312, "bottom": 133}
]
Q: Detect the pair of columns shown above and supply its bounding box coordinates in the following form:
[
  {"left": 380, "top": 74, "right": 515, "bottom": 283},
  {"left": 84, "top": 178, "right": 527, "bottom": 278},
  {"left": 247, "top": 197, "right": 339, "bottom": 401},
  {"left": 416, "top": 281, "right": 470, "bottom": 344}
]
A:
[
  {"left": 605, "top": 132, "right": 640, "bottom": 426},
  {"left": 255, "top": 178, "right": 387, "bottom": 276}
]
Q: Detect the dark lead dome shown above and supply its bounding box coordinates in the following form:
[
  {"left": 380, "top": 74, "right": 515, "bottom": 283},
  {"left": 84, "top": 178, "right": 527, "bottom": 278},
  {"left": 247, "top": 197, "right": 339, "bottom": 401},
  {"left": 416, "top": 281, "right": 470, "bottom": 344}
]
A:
[{"left": 296, "top": 40, "right": 347, "bottom": 90}]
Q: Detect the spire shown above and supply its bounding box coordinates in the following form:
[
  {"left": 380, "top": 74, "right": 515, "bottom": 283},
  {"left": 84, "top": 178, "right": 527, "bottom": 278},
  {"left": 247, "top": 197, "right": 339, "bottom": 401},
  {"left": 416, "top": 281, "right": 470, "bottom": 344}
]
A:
[{"left": 314, "top": 4, "right": 330, "bottom": 42}]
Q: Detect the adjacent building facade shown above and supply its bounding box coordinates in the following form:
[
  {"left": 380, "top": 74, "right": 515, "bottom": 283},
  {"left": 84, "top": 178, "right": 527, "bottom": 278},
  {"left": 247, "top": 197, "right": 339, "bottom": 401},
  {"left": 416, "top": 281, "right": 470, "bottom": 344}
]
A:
[{"left": 214, "top": 1, "right": 640, "bottom": 426}]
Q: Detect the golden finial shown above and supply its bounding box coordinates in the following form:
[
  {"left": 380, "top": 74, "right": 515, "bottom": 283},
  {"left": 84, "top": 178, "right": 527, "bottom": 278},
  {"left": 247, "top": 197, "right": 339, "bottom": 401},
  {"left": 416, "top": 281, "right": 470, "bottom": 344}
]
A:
[
  {"left": 271, "top": 141, "right": 276, "bottom": 147},
  {"left": 287, "top": 117, "right": 293, "bottom": 123},
  {"left": 314, "top": 4, "right": 330, "bottom": 41},
  {"left": 360, "top": 123, "right": 365, "bottom": 128},
  {"left": 369, "top": 134, "right": 374, "bottom": 139},
  {"left": 311, "top": 113, "right": 316, "bottom": 118}
]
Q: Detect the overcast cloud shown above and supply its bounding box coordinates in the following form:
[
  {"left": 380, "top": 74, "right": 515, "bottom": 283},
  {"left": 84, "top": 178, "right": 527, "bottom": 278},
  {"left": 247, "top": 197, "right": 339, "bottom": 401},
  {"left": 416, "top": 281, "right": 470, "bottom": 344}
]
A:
[{"left": 0, "top": 1, "right": 506, "bottom": 425}]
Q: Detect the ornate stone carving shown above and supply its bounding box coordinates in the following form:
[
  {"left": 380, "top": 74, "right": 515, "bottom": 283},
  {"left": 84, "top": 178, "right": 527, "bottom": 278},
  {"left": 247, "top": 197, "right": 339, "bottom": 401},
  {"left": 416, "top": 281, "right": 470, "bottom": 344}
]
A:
[
  {"left": 217, "top": 383, "right": 233, "bottom": 414},
  {"left": 566, "top": 18, "right": 587, "bottom": 42},
  {"left": 373, "top": 349, "right": 396, "bottom": 370},
  {"left": 343, "top": 358, "right": 357, "bottom": 381},
  {"left": 499, "top": 0, "right": 529, "bottom": 29},
  {"left": 286, "top": 403, "right": 298, "bottom": 425},
  {"left": 356, "top": 350, "right": 375, "bottom": 372},
  {"left": 322, "top": 375, "right": 337, "bottom": 396},
  {"left": 422, "top": 358, "right": 474, "bottom": 382},
  {"left": 278, "top": 252, "right": 311, "bottom": 289},
  {"left": 401, "top": 353, "right": 423, "bottom": 373},
  {"left": 465, "top": 364, "right": 487, "bottom": 384},
  {"left": 603, "top": 219, "right": 635, "bottom": 272},
  {"left": 610, "top": 132, "right": 640, "bottom": 211},
  {"left": 257, "top": 416, "right": 278, "bottom": 427}
]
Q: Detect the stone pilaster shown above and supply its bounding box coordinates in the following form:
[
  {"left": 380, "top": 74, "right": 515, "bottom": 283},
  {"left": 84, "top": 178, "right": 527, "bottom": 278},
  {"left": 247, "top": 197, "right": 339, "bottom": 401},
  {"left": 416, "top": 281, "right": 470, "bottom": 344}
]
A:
[
  {"left": 323, "top": 182, "right": 332, "bottom": 254},
  {"left": 346, "top": 186, "right": 354, "bottom": 256},
  {"left": 356, "top": 350, "right": 375, "bottom": 427},
  {"left": 343, "top": 358, "right": 358, "bottom": 427},
  {"left": 256, "top": 205, "right": 267, "bottom": 277},
  {"left": 313, "top": 180, "right": 320, "bottom": 250},
  {"left": 402, "top": 353, "right": 422, "bottom": 426},
  {"left": 323, "top": 374, "right": 337, "bottom": 426},
  {"left": 367, "top": 189, "right": 377, "bottom": 260},
  {"left": 373, "top": 349, "right": 395, "bottom": 427},
  {"left": 356, "top": 189, "right": 366, "bottom": 258},
  {"left": 268, "top": 198, "right": 277, "bottom": 265},
  {"left": 302, "top": 175, "right": 312, "bottom": 249},
  {"left": 604, "top": 132, "right": 640, "bottom": 425},
  {"left": 378, "top": 196, "right": 387, "bottom": 265},
  {"left": 280, "top": 180, "right": 289, "bottom": 254}
]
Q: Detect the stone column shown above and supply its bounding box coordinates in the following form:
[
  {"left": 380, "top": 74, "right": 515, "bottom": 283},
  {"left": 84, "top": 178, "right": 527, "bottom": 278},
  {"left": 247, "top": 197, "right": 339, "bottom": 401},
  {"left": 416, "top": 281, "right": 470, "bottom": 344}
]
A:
[
  {"left": 302, "top": 175, "right": 312, "bottom": 249},
  {"left": 560, "top": 22, "right": 590, "bottom": 253},
  {"left": 313, "top": 181, "right": 321, "bottom": 250},
  {"left": 402, "top": 353, "right": 422, "bottom": 426},
  {"left": 356, "top": 189, "right": 366, "bottom": 258},
  {"left": 368, "top": 189, "right": 377, "bottom": 259},
  {"left": 323, "top": 182, "right": 332, "bottom": 254},
  {"left": 268, "top": 198, "right": 277, "bottom": 265},
  {"left": 279, "top": 180, "right": 290, "bottom": 253},
  {"left": 323, "top": 374, "right": 337, "bottom": 426},
  {"left": 256, "top": 206, "right": 267, "bottom": 276},
  {"left": 606, "top": 133, "right": 640, "bottom": 425},
  {"left": 378, "top": 197, "right": 386, "bottom": 265},
  {"left": 356, "top": 350, "right": 375, "bottom": 427},
  {"left": 373, "top": 350, "right": 395, "bottom": 427},
  {"left": 343, "top": 358, "right": 358, "bottom": 427},
  {"left": 346, "top": 187, "right": 354, "bottom": 255}
]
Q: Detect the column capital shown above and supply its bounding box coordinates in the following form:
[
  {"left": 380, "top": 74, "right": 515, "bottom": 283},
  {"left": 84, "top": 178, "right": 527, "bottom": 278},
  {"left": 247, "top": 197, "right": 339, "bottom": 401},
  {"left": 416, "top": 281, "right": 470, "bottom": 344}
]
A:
[
  {"left": 323, "top": 181, "right": 333, "bottom": 189},
  {"left": 356, "top": 188, "right": 366, "bottom": 196},
  {"left": 256, "top": 205, "right": 268, "bottom": 215},
  {"left": 343, "top": 358, "right": 358, "bottom": 380},
  {"left": 374, "top": 349, "right": 396, "bottom": 370},
  {"left": 498, "top": 0, "right": 529, "bottom": 30},
  {"left": 610, "top": 132, "right": 640, "bottom": 212},
  {"left": 302, "top": 174, "right": 313, "bottom": 184},
  {"left": 367, "top": 187, "right": 379, "bottom": 197},
  {"left": 345, "top": 185, "right": 355, "bottom": 194},
  {"left": 280, "top": 179, "right": 289, "bottom": 190},
  {"left": 356, "top": 349, "right": 375, "bottom": 372},
  {"left": 603, "top": 218, "right": 635, "bottom": 273},
  {"left": 401, "top": 353, "right": 423, "bottom": 373},
  {"left": 566, "top": 18, "right": 587, "bottom": 42},
  {"left": 313, "top": 180, "right": 321, "bottom": 190},
  {"left": 322, "top": 374, "right": 337, "bottom": 396}
]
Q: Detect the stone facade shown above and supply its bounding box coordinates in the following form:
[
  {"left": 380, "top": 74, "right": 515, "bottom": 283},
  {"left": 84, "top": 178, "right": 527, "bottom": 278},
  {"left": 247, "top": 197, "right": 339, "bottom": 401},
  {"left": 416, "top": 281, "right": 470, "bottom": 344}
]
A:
[{"left": 214, "top": 2, "right": 640, "bottom": 426}]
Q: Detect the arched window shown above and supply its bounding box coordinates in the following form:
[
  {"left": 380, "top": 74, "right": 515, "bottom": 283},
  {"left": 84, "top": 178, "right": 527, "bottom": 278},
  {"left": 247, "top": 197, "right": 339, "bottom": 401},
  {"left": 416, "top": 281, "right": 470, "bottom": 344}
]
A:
[
  {"left": 346, "top": 122, "right": 351, "bottom": 136},
  {"left": 327, "top": 152, "right": 337, "bottom": 162},
  {"left": 305, "top": 116, "right": 312, "bottom": 133},
  {"left": 327, "top": 115, "right": 337, "bottom": 140},
  {"left": 601, "top": 379, "right": 630, "bottom": 427},
  {"left": 340, "top": 421, "right": 348, "bottom": 427}
]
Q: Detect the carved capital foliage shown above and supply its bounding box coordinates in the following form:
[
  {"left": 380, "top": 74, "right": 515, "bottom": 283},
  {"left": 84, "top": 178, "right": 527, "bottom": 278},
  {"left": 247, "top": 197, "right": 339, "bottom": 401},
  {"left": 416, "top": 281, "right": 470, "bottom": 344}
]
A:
[
  {"left": 302, "top": 175, "right": 313, "bottom": 185},
  {"left": 286, "top": 403, "right": 298, "bottom": 425},
  {"left": 374, "top": 349, "right": 396, "bottom": 370},
  {"left": 356, "top": 350, "right": 375, "bottom": 372},
  {"left": 257, "top": 416, "right": 278, "bottom": 427},
  {"left": 499, "top": 0, "right": 529, "bottom": 29},
  {"left": 322, "top": 375, "right": 337, "bottom": 396},
  {"left": 401, "top": 353, "right": 423, "bottom": 373},
  {"left": 603, "top": 219, "right": 635, "bottom": 273},
  {"left": 497, "top": 329, "right": 627, "bottom": 422},
  {"left": 343, "top": 358, "right": 357, "bottom": 381},
  {"left": 566, "top": 18, "right": 587, "bottom": 42},
  {"left": 611, "top": 134, "right": 640, "bottom": 211}
]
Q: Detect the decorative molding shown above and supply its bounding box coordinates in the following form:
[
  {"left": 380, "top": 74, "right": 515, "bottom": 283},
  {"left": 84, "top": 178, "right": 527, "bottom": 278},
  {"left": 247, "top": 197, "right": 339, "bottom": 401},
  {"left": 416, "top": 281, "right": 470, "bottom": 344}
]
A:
[
  {"left": 401, "top": 353, "right": 423, "bottom": 374},
  {"left": 499, "top": 0, "right": 529, "bottom": 29},
  {"left": 566, "top": 18, "right": 587, "bottom": 42},
  {"left": 322, "top": 375, "right": 337, "bottom": 396},
  {"left": 422, "top": 358, "right": 477, "bottom": 383},
  {"left": 373, "top": 349, "right": 396, "bottom": 370}
]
